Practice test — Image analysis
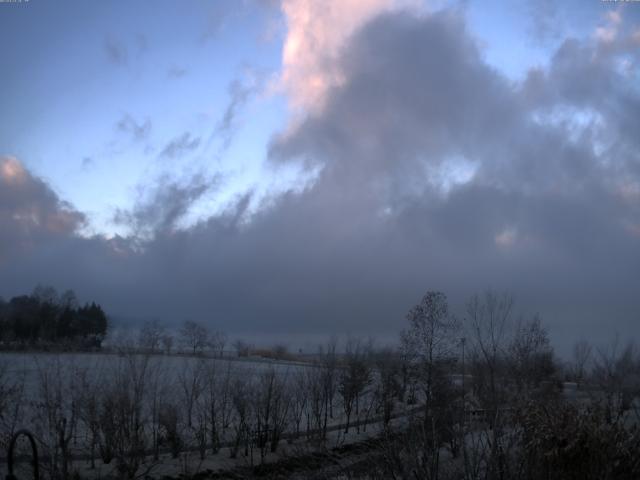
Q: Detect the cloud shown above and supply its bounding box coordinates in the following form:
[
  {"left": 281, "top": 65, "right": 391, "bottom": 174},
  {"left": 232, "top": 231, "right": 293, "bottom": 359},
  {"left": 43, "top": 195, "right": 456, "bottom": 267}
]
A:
[
  {"left": 167, "top": 66, "right": 187, "bottom": 78},
  {"left": 81, "top": 157, "right": 94, "bottom": 169},
  {"left": 271, "top": 10, "right": 522, "bottom": 189},
  {"left": 526, "top": 0, "right": 563, "bottom": 45},
  {"left": 104, "top": 36, "right": 128, "bottom": 66},
  {"left": 211, "top": 72, "right": 266, "bottom": 150},
  {"left": 199, "top": 1, "right": 239, "bottom": 42},
  {"left": 0, "top": 156, "right": 85, "bottom": 261},
  {"left": 113, "top": 174, "right": 220, "bottom": 239},
  {"left": 266, "top": 9, "right": 640, "bottom": 340},
  {"left": 254, "top": 0, "right": 281, "bottom": 9},
  {"left": 116, "top": 114, "right": 151, "bottom": 142},
  {"left": 160, "top": 132, "right": 201, "bottom": 160},
  {"left": 105, "top": 33, "right": 149, "bottom": 67},
  {"left": 1, "top": 8, "right": 639, "bottom": 350},
  {"left": 199, "top": 0, "right": 280, "bottom": 43},
  {"left": 279, "top": 0, "right": 418, "bottom": 111}
]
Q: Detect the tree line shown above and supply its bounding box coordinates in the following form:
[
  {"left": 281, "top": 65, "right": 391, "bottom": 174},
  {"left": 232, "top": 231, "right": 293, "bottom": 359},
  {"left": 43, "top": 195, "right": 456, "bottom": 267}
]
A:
[
  {"left": 0, "top": 289, "right": 638, "bottom": 479},
  {"left": 0, "top": 285, "right": 108, "bottom": 349},
  {"left": 356, "top": 290, "right": 640, "bottom": 480}
]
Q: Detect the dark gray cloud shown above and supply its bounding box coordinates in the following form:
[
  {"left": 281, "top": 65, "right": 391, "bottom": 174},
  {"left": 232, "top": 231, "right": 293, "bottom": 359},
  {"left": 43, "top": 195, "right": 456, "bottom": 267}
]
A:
[
  {"left": 113, "top": 174, "right": 218, "bottom": 239},
  {"left": 1, "top": 9, "right": 639, "bottom": 352},
  {"left": 264, "top": 10, "right": 640, "bottom": 335},
  {"left": 160, "top": 132, "right": 201, "bottom": 160}
]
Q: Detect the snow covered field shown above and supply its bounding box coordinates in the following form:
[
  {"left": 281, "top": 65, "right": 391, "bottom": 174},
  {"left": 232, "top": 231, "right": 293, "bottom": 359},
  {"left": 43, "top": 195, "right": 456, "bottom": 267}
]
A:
[
  {"left": 1, "top": 351, "right": 306, "bottom": 391},
  {"left": 0, "top": 350, "right": 405, "bottom": 479}
]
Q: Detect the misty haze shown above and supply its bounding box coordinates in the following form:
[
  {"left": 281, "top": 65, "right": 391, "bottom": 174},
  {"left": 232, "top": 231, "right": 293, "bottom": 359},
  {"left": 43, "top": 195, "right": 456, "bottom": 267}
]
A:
[{"left": 0, "top": 0, "right": 639, "bottom": 479}]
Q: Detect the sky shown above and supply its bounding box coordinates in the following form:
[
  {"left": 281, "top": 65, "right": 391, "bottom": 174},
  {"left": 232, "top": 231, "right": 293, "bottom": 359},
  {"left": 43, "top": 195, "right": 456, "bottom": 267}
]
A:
[{"left": 1, "top": 0, "right": 639, "bottom": 352}]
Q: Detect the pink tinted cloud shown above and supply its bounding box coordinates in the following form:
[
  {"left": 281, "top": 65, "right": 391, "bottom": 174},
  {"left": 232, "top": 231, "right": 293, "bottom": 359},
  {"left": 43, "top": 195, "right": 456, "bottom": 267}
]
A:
[{"left": 279, "top": 0, "right": 419, "bottom": 112}]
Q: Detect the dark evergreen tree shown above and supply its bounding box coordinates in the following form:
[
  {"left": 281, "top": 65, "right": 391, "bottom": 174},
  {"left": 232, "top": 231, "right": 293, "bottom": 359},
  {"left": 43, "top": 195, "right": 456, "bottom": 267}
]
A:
[{"left": 0, "top": 286, "right": 109, "bottom": 348}]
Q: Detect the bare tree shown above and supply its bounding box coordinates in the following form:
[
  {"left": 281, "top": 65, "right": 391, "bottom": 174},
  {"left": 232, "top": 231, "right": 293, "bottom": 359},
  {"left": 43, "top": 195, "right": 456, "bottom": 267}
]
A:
[
  {"left": 158, "top": 402, "right": 182, "bottom": 458},
  {"left": 0, "top": 360, "right": 26, "bottom": 454},
  {"left": 32, "top": 356, "right": 83, "bottom": 480},
  {"left": 592, "top": 338, "right": 639, "bottom": 423},
  {"left": 466, "top": 291, "right": 513, "bottom": 422},
  {"left": 273, "top": 343, "right": 290, "bottom": 360},
  {"left": 177, "top": 357, "right": 211, "bottom": 460},
  {"left": 218, "top": 362, "right": 235, "bottom": 440},
  {"left": 229, "top": 376, "right": 250, "bottom": 459},
  {"left": 77, "top": 370, "right": 102, "bottom": 469},
  {"left": 202, "top": 360, "right": 221, "bottom": 454},
  {"left": 233, "top": 339, "right": 251, "bottom": 357},
  {"left": 161, "top": 333, "right": 174, "bottom": 355},
  {"left": 373, "top": 348, "right": 402, "bottom": 429},
  {"left": 288, "top": 369, "right": 309, "bottom": 439},
  {"left": 268, "top": 372, "right": 290, "bottom": 454},
  {"left": 306, "top": 365, "right": 327, "bottom": 440},
  {"left": 512, "top": 399, "right": 640, "bottom": 479},
  {"left": 508, "top": 314, "right": 556, "bottom": 398},
  {"left": 251, "top": 367, "right": 290, "bottom": 462},
  {"left": 59, "top": 289, "right": 78, "bottom": 310},
  {"left": 180, "top": 320, "right": 209, "bottom": 355},
  {"left": 32, "top": 284, "right": 59, "bottom": 305},
  {"left": 398, "top": 339, "right": 417, "bottom": 404},
  {"left": 465, "top": 290, "right": 515, "bottom": 480},
  {"left": 101, "top": 354, "right": 154, "bottom": 479},
  {"left": 208, "top": 330, "right": 227, "bottom": 358},
  {"left": 320, "top": 337, "right": 339, "bottom": 422},
  {"left": 145, "top": 357, "right": 167, "bottom": 460},
  {"left": 571, "top": 339, "right": 593, "bottom": 388},
  {"left": 178, "top": 358, "right": 205, "bottom": 430},
  {"left": 401, "top": 291, "right": 460, "bottom": 429},
  {"left": 110, "top": 326, "right": 137, "bottom": 353},
  {"left": 138, "top": 319, "right": 165, "bottom": 353},
  {"left": 339, "top": 337, "right": 372, "bottom": 433}
]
